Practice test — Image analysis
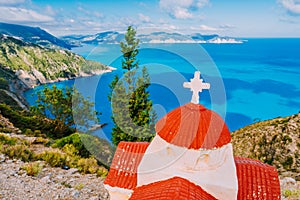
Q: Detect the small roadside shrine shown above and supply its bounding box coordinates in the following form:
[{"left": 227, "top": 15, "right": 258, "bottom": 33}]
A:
[{"left": 104, "top": 71, "right": 280, "bottom": 200}]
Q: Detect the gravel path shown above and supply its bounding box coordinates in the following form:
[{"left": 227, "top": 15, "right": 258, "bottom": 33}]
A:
[{"left": 0, "top": 154, "right": 110, "bottom": 200}]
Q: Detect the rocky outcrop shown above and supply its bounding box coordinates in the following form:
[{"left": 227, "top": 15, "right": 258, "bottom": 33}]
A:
[
  {"left": 14, "top": 66, "right": 115, "bottom": 89},
  {"left": 232, "top": 112, "right": 300, "bottom": 180}
]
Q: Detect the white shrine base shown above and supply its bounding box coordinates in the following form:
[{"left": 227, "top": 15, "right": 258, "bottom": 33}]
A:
[
  {"left": 137, "top": 135, "right": 238, "bottom": 200},
  {"left": 104, "top": 185, "right": 133, "bottom": 200}
]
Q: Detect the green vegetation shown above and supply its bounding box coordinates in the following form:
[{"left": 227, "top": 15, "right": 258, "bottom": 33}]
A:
[
  {"left": 36, "top": 146, "right": 108, "bottom": 175},
  {"left": 109, "top": 26, "right": 156, "bottom": 146},
  {"left": 232, "top": 113, "right": 300, "bottom": 180},
  {"left": 2, "top": 144, "right": 34, "bottom": 162},
  {"left": 0, "top": 32, "right": 114, "bottom": 179},
  {"left": 0, "top": 91, "right": 21, "bottom": 110},
  {"left": 0, "top": 85, "right": 110, "bottom": 176},
  {"left": 52, "top": 133, "right": 114, "bottom": 167},
  {"left": 0, "top": 103, "right": 74, "bottom": 138},
  {"left": 31, "top": 85, "right": 100, "bottom": 132},
  {"left": 0, "top": 132, "right": 108, "bottom": 176},
  {"left": 52, "top": 133, "right": 91, "bottom": 158},
  {"left": 37, "top": 150, "right": 67, "bottom": 167},
  {"left": 282, "top": 188, "right": 300, "bottom": 199},
  {"left": 0, "top": 66, "right": 21, "bottom": 108},
  {"left": 0, "top": 133, "right": 17, "bottom": 144},
  {"left": 0, "top": 34, "right": 107, "bottom": 82},
  {"left": 0, "top": 77, "right": 8, "bottom": 89},
  {"left": 21, "top": 161, "right": 44, "bottom": 177}
]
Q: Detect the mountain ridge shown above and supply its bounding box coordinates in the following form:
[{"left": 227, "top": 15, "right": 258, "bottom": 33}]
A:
[{"left": 0, "top": 22, "right": 72, "bottom": 49}]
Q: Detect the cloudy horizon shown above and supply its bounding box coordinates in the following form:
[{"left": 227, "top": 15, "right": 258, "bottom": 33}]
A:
[{"left": 0, "top": 0, "right": 299, "bottom": 37}]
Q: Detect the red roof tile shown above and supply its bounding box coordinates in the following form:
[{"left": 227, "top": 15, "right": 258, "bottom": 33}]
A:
[
  {"left": 129, "top": 176, "right": 216, "bottom": 200},
  {"left": 104, "top": 141, "right": 149, "bottom": 190},
  {"left": 156, "top": 103, "right": 231, "bottom": 149},
  {"left": 235, "top": 157, "right": 280, "bottom": 200},
  {"left": 105, "top": 142, "right": 280, "bottom": 199}
]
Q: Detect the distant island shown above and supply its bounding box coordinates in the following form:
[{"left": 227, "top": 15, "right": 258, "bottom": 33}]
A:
[{"left": 61, "top": 31, "right": 245, "bottom": 46}]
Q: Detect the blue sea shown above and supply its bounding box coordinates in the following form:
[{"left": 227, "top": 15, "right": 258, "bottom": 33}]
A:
[{"left": 24, "top": 39, "right": 300, "bottom": 141}]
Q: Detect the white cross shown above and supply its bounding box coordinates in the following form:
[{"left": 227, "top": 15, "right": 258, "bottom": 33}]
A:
[{"left": 183, "top": 71, "right": 210, "bottom": 104}]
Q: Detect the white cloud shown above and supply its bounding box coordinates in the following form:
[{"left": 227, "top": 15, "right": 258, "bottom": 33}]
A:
[
  {"left": 194, "top": 24, "right": 220, "bottom": 31},
  {"left": 191, "top": 24, "right": 235, "bottom": 33},
  {"left": 0, "top": 7, "right": 54, "bottom": 22},
  {"left": 139, "top": 13, "right": 151, "bottom": 23},
  {"left": 173, "top": 7, "right": 193, "bottom": 19},
  {"left": 219, "top": 24, "right": 235, "bottom": 29},
  {"left": 0, "top": 0, "right": 26, "bottom": 5},
  {"left": 279, "top": 0, "right": 300, "bottom": 15},
  {"left": 197, "top": 0, "right": 210, "bottom": 8},
  {"left": 159, "top": 0, "right": 209, "bottom": 19}
]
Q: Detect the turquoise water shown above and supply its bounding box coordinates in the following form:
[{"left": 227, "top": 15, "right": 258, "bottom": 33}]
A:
[{"left": 25, "top": 39, "right": 300, "bottom": 140}]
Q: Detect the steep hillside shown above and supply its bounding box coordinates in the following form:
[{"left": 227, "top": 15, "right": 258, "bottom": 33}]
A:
[
  {"left": 0, "top": 22, "right": 72, "bottom": 49},
  {"left": 232, "top": 112, "right": 300, "bottom": 180},
  {"left": 0, "top": 34, "right": 110, "bottom": 89}
]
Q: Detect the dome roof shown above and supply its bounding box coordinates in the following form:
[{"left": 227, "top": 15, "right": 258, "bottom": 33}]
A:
[{"left": 155, "top": 103, "right": 231, "bottom": 149}]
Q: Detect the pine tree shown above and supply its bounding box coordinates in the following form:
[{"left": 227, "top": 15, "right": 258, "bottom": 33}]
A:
[{"left": 109, "top": 26, "right": 156, "bottom": 146}]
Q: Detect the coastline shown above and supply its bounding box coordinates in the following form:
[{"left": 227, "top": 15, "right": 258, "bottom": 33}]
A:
[
  {"left": 8, "top": 66, "right": 116, "bottom": 110},
  {"left": 17, "top": 66, "right": 116, "bottom": 89}
]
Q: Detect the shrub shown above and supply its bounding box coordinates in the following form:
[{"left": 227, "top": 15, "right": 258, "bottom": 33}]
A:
[
  {"left": 0, "top": 133, "right": 17, "bottom": 145},
  {"left": 3, "top": 144, "right": 34, "bottom": 162},
  {"left": 33, "top": 137, "right": 50, "bottom": 145},
  {"left": 33, "top": 130, "right": 45, "bottom": 137},
  {"left": 62, "top": 144, "right": 79, "bottom": 156},
  {"left": 282, "top": 189, "right": 300, "bottom": 198},
  {"left": 21, "top": 161, "right": 44, "bottom": 176},
  {"left": 37, "top": 150, "right": 66, "bottom": 167},
  {"left": 52, "top": 133, "right": 90, "bottom": 158},
  {"left": 77, "top": 157, "right": 98, "bottom": 174},
  {"left": 97, "top": 166, "right": 108, "bottom": 178},
  {"left": 0, "top": 126, "right": 13, "bottom": 133},
  {"left": 53, "top": 133, "right": 115, "bottom": 168},
  {"left": 24, "top": 128, "right": 34, "bottom": 136},
  {"left": 61, "top": 144, "right": 81, "bottom": 168}
]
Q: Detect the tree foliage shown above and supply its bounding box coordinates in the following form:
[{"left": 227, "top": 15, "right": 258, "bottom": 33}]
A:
[
  {"left": 31, "top": 85, "right": 99, "bottom": 133},
  {"left": 0, "top": 103, "right": 73, "bottom": 138},
  {"left": 109, "top": 26, "right": 156, "bottom": 146}
]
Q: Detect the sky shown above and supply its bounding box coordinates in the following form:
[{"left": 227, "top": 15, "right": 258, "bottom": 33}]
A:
[{"left": 0, "top": 0, "right": 300, "bottom": 37}]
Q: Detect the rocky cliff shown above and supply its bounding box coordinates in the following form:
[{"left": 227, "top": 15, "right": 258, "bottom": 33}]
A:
[
  {"left": 232, "top": 112, "right": 300, "bottom": 180},
  {"left": 0, "top": 34, "right": 111, "bottom": 89}
]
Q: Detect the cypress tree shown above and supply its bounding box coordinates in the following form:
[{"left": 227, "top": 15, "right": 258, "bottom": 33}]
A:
[{"left": 109, "top": 26, "right": 156, "bottom": 146}]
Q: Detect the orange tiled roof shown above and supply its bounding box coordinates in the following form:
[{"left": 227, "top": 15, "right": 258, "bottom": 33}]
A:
[
  {"left": 156, "top": 103, "right": 231, "bottom": 149},
  {"left": 235, "top": 157, "right": 280, "bottom": 200},
  {"left": 129, "top": 176, "right": 216, "bottom": 200},
  {"left": 105, "top": 142, "right": 281, "bottom": 199},
  {"left": 104, "top": 141, "right": 149, "bottom": 190}
]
